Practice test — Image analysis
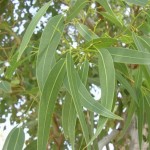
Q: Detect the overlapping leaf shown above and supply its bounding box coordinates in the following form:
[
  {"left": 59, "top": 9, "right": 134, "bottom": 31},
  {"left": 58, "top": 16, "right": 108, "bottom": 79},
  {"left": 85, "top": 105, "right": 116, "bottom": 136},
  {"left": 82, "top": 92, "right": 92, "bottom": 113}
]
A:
[
  {"left": 107, "top": 47, "right": 150, "bottom": 64},
  {"left": 17, "top": 1, "right": 51, "bottom": 60},
  {"left": 85, "top": 48, "right": 116, "bottom": 147},
  {"left": 96, "top": 0, "right": 122, "bottom": 27},
  {"left": 76, "top": 23, "right": 98, "bottom": 41},
  {"left": 0, "top": 81, "right": 11, "bottom": 93},
  {"left": 36, "top": 15, "right": 64, "bottom": 91},
  {"left": 67, "top": 0, "right": 89, "bottom": 22},
  {"left": 37, "top": 59, "right": 66, "bottom": 150},
  {"left": 66, "top": 53, "right": 90, "bottom": 147},
  {"left": 125, "top": 0, "right": 148, "bottom": 6},
  {"left": 2, "top": 127, "right": 25, "bottom": 150}
]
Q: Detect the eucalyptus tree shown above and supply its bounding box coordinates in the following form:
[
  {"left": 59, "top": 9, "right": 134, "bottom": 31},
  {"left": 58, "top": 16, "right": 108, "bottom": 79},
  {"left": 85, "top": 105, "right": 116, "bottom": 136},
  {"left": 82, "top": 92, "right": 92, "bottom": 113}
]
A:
[{"left": 1, "top": 0, "right": 150, "bottom": 149}]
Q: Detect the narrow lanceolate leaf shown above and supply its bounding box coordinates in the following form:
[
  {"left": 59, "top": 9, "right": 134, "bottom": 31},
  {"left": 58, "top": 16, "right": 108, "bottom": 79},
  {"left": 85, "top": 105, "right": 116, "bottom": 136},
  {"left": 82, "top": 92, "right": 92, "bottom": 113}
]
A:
[
  {"left": 68, "top": 99, "right": 76, "bottom": 149},
  {"left": 76, "top": 24, "right": 98, "bottom": 41},
  {"left": 67, "top": 0, "right": 88, "bottom": 22},
  {"left": 62, "top": 93, "right": 72, "bottom": 139},
  {"left": 98, "top": 48, "right": 115, "bottom": 109},
  {"left": 144, "top": 94, "right": 150, "bottom": 146},
  {"left": 64, "top": 74, "right": 122, "bottom": 119},
  {"left": 62, "top": 92, "right": 76, "bottom": 149},
  {"left": 36, "top": 15, "right": 64, "bottom": 91},
  {"left": 118, "top": 101, "right": 136, "bottom": 140},
  {"left": 125, "top": 0, "right": 148, "bottom": 6},
  {"left": 2, "top": 127, "right": 25, "bottom": 150},
  {"left": 78, "top": 81, "right": 122, "bottom": 120},
  {"left": 79, "top": 59, "right": 89, "bottom": 84},
  {"left": 106, "top": 47, "right": 150, "bottom": 64},
  {"left": 0, "top": 81, "right": 11, "bottom": 93},
  {"left": 17, "top": 1, "right": 51, "bottom": 60},
  {"left": 116, "top": 71, "right": 138, "bottom": 104},
  {"left": 37, "top": 59, "right": 66, "bottom": 150},
  {"left": 83, "top": 37, "right": 117, "bottom": 49},
  {"left": 85, "top": 48, "right": 116, "bottom": 148},
  {"left": 66, "top": 53, "right": 90, "bottom": 147},
  {"left": 96, "top": 0, "right": 122, "bottom": 27},
  {"left": 136, "top": 89, "right": 144, "bottom": 150},
  {"left": 132, "top": 32, "right": 145, "bottom": 52}
]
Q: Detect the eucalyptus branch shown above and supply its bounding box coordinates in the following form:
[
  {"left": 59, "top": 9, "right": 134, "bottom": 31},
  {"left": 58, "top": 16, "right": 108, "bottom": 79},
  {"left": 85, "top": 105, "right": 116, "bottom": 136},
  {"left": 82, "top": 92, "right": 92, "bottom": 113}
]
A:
[{"left": 98, "top": 129, "right": 119, "bottom": 150}]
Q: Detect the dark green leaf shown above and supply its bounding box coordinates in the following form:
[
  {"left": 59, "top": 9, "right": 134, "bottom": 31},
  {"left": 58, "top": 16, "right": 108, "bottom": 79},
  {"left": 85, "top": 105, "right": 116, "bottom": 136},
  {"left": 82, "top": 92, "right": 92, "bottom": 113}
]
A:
[
  {"left": 36, "top": 15, "right": 65, "bottom": 91},
  {"left": 2, "top": 127, "right": 25, "bottom": 150},
  {"left": 66, "top": 53, "right": 90, "bottom": 147},
  {"left": 67, "top": 0, "right": 88, "bottom": 22},
  {"left": 106, "top": 47, "right": 150, "bottom": 64},
  {"left": 37, "top": 59, "right": 66, "bottom": 150},
  {"left": 17, "top": 1, "right": 51, "bottom": 60}
]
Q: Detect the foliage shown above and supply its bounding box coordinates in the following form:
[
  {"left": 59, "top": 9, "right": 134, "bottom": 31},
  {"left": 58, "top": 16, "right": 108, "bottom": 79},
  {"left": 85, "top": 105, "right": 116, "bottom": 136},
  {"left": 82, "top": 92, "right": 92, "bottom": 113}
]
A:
[{"left": 1, "top": 0, "right": 150, "bottom": 149}]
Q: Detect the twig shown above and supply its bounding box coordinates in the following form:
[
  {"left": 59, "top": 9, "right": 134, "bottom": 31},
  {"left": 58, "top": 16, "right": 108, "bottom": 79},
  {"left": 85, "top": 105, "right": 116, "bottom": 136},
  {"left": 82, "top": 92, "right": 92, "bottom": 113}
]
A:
[{"left": 98, "top": 129, "right": 119, "bottom": 150}]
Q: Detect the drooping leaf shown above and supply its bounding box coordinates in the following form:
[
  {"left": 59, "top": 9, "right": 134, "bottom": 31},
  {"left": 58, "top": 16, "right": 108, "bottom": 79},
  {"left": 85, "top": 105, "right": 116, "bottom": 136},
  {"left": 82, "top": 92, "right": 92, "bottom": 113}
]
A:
[
  {"left": 136, "top": 89, "right": 144, "bottom": 150},
  {"left": 17, "top": 1, "right": 51, "bottom": 60},
  {"left": 97, "top": 48, "right": 115, "bottom": 109},
  {"left": 125, "top": 0, "right": 148, "bottom": 6},
  {"left": 64, "top": 74, "right": 122, "bottom": 120},
  {"left": 135, "top": 67, "right": 143, "bottom": 150},
  {"left": 37, "top": 59, "right": 66, "bottom": 150},
  {"left": 85, "top": 48, "right": 116, "bottom": 147},
  {"left": 0, "top": 81, "right": 11, "bottom": 93},
  {"left": 76, "top": 23, "right": 98, "bottom": 41},
  {"left": 106, "top": 47, "right": 150, "bottom": 64},
  {"left": 132, "top": 32, "right": 145, "bottom": 52},
  {"left": 116, "top": 71, "right": 138, "bottom": 104},
  {"left": 68, "top": 98, "right": 76, "bottom": 149},
  {"left": 96, "top": 0, "right": 122, "bottom": 27},
  {"left": 78, "top": 59, "right": 89, "bottom": 84},
  {"left": 62, "top": 92, "right": 76, "bottom": 149},
  {"left": 118, "top": 100, "right": 136, "bottom": 140},
  {"left": 62, "top": 93, "right": 71, "bottom": 139},
  {"left": 2, "top": 127, "right": 25, "bottom": 150},
  {"left": 36, "top": 15, "right": 64, "bottom": 91},
  {"left": 66, "top": 53, "right": 90, "bottom": 148},
  {"left": 67, "top": 0, "right": 89, "bottom": 22}
]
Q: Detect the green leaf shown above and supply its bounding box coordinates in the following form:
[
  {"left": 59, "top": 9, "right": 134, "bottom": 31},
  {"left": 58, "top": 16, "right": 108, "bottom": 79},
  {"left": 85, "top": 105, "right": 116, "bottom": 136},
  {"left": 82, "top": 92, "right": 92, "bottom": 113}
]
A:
[
  {"left": 118, "top": 100, "right": 136, "bottom": 140},
  {"left": 24, "top": 140, "right": 37, "bottom": 150},
  {"left": 78, "top": 59, "right": 89, "bottom": 84},
  {"left": 66, "top": 53, "right": 90, "bottom": 147},
  {"left": 67, "top": 0, "right": 88, "bottom": 22},
  {"left": 0, "top": 81, "right": 11, "bottom": 93},
  {"left": 84, "top": 48, "right": 116, "bottom": 148},
  {"left": 100, "top": 12, "right": 122, "bottom": 27},
  {"left": 62, "top": 93, "right": 71, "bottom": 139},
  {"left": 97, "top": 48, "right": 115, "bottom": 109},
  {"left": 83, "top": 37, "right": 117, "bottom": 49},
  {"left": 125, "top": 0, "right": 148, "bottom": 6},
  {"left": 62, "top": 92, "right": 76, "bottom": 149},
  {"left": 144, "top": 94, "right": 150, "bottom": 146},
  {"left": 36, "top": 15, "right": 65, "bottom": 91},
  {"left": 37, "top": 59, "right": 66, "bottom": 150},
  {"left": 76, "top": 23, "right": 98, "bottom": 41},
  {"left": 17, "top": 1, "right": 51, "bottom": 60},
  {"left": 136, "top": 89, "right": 144, "bottom": 150},
  {"left": 96, "top": 0, "right": 122, "bottom": 27},
  {"left": 116, "top": 71, "right": 138, "bottom": 104},
  {"left": 132, "top": 32, "right": 145, "bottom": 52},
  {"left": 106, "top": 47, "right": 150, "bottom": 64},
  {"left": 68, "top": 98, "right": 76, "bottom": 149},
  {"left": 2, "top": 127, "right": 25, "bottom": 150},
  {"left": 64, "top": 73, "right": 122, "bottom": 120}
]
